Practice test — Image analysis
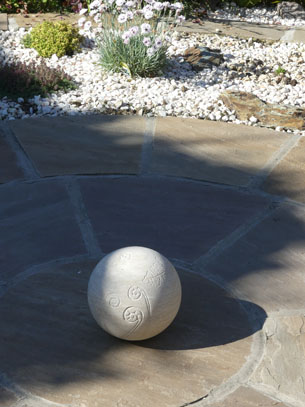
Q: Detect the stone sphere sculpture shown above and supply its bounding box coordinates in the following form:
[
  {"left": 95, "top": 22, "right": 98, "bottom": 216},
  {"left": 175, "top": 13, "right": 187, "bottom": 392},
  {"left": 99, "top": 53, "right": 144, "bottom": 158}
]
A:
[{"left": 88, "top": 246, "right": 182, "bottom": 341}]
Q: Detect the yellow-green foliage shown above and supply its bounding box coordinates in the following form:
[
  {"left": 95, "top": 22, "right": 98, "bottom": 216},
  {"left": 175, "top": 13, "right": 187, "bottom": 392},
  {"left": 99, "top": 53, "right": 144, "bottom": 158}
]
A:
[{"left": 23, "top": 21, "right": 82, "bottom": 58}]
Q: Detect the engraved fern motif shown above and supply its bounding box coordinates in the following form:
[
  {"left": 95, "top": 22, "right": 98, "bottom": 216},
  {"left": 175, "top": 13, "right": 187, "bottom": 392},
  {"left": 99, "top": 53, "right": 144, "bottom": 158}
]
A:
[
  {"left": 142, "top": 258, "right": 166, "bottom": 288},
  {"left": 128, "top": 286, "right": 151, "bottom": 316},
  {"left": 123, "top": 307, "right": 144, "bottom": 338}
]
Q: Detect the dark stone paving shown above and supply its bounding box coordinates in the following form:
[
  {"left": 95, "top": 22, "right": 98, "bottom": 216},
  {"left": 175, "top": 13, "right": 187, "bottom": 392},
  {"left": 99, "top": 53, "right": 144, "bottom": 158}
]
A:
[
  {"left": 0, "top": 181, "right": 86, "bottom": 280},
  {"left": 9, "top": 115, "right": 145, "bottom": 177},
  {"left": 0, "top": 261, "right": 257, "bottom": 407},
  {"left": 79, "top": 177, "right": 270, "bottom": 261},
  {"left": 0, "top": 130, "right": 23, "bottom": 183},
  {"left": 200, "top": 203, "right": 305, "bottom": 312}
]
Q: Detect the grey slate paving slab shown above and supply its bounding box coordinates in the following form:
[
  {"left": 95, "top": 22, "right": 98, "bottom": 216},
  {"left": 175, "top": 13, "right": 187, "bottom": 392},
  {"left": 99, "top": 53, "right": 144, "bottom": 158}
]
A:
[
  {"left": 79, "top": 177, "right": 269, "bottom": 261},
  {"left": 198, "top": 203, "right": 305, "bottom": 312},
  {"left": 9, "top": 115, "right": 145, "bottom": 177},
  {"left": 0, "top": 261, "right": 255, "bottom": 407},
  {"left": 150, "top": 118, "right": 288, "bottom": 186},
  {"left": 0, "top": 180, "right": 86, "bottom": 280},
  {"left": 0, "top": 129, "right": 23, "bottom": 183}
]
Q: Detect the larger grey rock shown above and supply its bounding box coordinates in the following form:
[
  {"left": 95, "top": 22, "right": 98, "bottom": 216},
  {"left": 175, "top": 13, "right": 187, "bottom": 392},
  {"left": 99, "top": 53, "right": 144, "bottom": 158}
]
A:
[
  {"left": 277, "top": 1, "right": 305, "bottom": 19},
  {"left": 0, "top": 262, "right": 254, "bottom": 407},
  {"left": 220, "top": 91, "right": 305, "bottom": 130},
  {"left": 183, "top": 46, "right": 224, "bottom": 71}
]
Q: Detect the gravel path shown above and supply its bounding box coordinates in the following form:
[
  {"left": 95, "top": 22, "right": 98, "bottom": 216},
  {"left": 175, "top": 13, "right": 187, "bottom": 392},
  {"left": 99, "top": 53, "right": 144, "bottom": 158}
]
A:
[{"left": 208, "top": 2, "right": 305, "bottom": 27}]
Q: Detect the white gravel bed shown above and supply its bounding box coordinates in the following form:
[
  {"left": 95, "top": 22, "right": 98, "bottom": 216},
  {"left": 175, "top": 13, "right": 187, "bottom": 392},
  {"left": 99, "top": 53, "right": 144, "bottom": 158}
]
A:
[
  {"left": 0, "top": 26, "right": 305, "bottom": 135},
  {"left": 208, "top": 2, "right": 305, "bottom": 27}
]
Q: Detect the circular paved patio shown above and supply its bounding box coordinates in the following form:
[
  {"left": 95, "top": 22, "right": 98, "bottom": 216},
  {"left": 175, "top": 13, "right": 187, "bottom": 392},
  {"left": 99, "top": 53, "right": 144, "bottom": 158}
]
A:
[{"left": 0, "top": 114, "right": 305, "bottom": 407}]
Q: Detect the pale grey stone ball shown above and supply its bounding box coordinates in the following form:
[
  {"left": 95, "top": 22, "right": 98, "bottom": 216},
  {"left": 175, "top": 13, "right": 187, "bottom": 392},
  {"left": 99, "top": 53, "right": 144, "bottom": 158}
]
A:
[{"left": 88, "top": 246, "right": 182, "bottom": 341}]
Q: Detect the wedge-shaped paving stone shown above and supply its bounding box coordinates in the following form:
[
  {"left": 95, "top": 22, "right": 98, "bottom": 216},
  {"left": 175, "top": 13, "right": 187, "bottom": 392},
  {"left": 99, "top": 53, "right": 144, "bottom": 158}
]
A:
[
  {"left": 79, "top": 177, "right": 269, "bottom": 261},
  {"left": 0, "top": 129, "right": 23, "bottom": 183},
  {"left": 0, "top": 387, "right": 18, "bottom": 407},
  {"left": 263, "top": 137, "right": 305, "bottom": 203},
  {"left": 0, "top": 14, "right": 7, "bottom": 31},
  {"left": 209, "top": 386, "right": 287, "bottom": 406},
  {"left": 150, "top": 118, "right": 288, "bottom": 186},
  {"left": 9, "top": 115, "right": 145, "bottom": 177},
  {"left": 0, "top": 181, "right": 85, "bottom": 280},
  {"left": 197, "top": 203, "right": 305, "bottom": 312},
  {"left": 0, "top": 261, "right": 256, "bottom": 407},
  {"left": 250, "top": 314, "right": 305, "bottom": 405}
]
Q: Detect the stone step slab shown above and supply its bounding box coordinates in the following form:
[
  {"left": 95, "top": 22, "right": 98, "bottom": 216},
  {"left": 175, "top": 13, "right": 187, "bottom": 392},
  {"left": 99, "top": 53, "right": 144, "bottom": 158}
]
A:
[
  {"left": 177, "top": 19, "right": 305, "bottom": 44},
  {"left": 220, "top": 91, "right": 305, "bottom": 130},
  {"left": 0, "top": 13, "right": 7, "bottom": 31}
]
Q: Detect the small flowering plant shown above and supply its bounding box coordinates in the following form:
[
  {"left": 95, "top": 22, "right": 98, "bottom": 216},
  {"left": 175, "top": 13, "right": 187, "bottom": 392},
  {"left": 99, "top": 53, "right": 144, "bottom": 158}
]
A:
[{"left": 78, "top": 0, "right": 185, "bottom": 77}]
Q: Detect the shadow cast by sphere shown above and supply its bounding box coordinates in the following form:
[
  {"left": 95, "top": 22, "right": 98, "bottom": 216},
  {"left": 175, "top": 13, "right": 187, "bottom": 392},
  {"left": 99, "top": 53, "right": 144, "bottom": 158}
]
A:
[
  {"left": 137, "top": 270, "right": 266, "bottom": 351},
  {"left": 0, "top": 262, "right": 265, "bottom": 404}
]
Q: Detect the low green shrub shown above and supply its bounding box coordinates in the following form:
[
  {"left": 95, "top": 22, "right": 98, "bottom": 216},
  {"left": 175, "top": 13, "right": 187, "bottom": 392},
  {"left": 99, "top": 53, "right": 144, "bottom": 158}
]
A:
[
  {"left": 0, "top": 59, "right": 76, "bottom": 100},
  {"left": 22, "top": 21, "right": 82, "bottom": 58}
]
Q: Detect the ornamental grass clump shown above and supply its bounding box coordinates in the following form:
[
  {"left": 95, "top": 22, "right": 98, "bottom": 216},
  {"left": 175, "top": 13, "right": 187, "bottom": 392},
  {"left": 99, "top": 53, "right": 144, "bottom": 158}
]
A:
[{"left": 78, "top": 0, "right": 185, "bottom": 77}]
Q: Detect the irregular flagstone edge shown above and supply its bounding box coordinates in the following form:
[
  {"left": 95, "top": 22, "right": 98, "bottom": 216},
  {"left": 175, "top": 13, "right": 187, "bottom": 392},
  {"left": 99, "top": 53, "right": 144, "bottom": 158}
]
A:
[{"left": 247, "top": 308, "right": 305, "bottom": 407}]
